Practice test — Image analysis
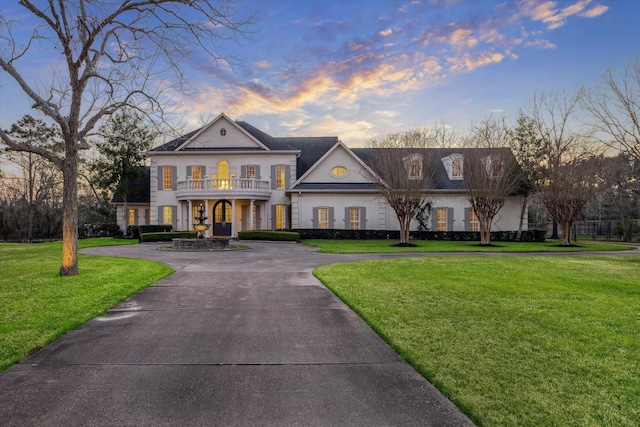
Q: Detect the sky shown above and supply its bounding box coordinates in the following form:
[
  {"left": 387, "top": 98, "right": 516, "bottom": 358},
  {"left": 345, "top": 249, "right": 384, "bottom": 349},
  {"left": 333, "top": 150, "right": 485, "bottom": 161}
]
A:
[{"left": 1, "top": 0, "right": 639, "bottom": 147}]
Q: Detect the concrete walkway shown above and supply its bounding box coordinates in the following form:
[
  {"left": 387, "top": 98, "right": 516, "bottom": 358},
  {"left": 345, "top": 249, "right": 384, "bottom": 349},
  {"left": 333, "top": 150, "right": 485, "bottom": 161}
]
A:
[{"left": 0, "top": 241, "right": 476, "bottom": 426}]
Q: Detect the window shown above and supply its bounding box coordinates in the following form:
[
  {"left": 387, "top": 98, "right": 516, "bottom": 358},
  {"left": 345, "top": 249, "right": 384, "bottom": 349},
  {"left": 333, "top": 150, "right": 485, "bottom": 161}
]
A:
[
  {"left": 162, "top": 166, "right": 173, "bottom": 190},
  {"left": 246, "top": 165, "right": 256, "bottom": 179},
  {"left": 220, "top": 128, "right": 227, "bottom": 137},
  {"left": 275, "top": 204, "right": 285, "bottom": 230},
  {"left": 192, "top": 165, "right": 202, "bottom": 189},
  {"left": 163, "top": 206, "right": 173, "bottom": 226},
  {"left": 317, "top": 207, "right": 329, "bottom": 229},
  {"left": 404, "top": 153, "right": 423, "bottom": 180},
  {"left": 442, "top": 154, "right": 463, "bottom": 180},
  {"left": 436, "top": 207, "right": 448, "bottom": 232},
  {"left": 469, "top": 209, "right": 480, "bottom": 232},
  {"left": 275, "top": 165, "right": 285, "bottom": 189},
  {"left": 331, "top": 166, "right": 347, "bottom": 177},
  {"left": 452, "top": 158, "right": 462, "bottom": 178},
  {"left": 128, "top": 209, "right": 136, "bottom": 225},
  {"left": 349, "top": 207, "right": 360, "bottom": 230},
  {"left": 217, "top": 160, "right": 229, "bottom": 189}
]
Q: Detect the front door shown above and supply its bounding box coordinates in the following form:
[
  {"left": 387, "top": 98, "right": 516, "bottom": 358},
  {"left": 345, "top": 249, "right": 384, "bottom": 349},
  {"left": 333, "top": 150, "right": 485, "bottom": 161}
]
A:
[{"left": 213, "top": 200, "right": 232, "bottom": 236}]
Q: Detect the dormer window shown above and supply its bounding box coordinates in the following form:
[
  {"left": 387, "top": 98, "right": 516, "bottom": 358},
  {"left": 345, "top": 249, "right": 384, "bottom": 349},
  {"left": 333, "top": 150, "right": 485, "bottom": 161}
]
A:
[
  {"left": 442, "top": 153, "right": 464, "bottom": 180},
  {"left": 482, "top": 155, "right": 502, "bottom": 178},
  {"left": 404, "top": 153, "right": 423, "bottom": 180}
]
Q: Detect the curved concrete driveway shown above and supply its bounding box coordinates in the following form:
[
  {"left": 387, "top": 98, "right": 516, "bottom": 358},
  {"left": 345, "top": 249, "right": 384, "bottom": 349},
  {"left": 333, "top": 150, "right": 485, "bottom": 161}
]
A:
[{"left": 7, "top": 241, "right": 634, "bottom": 426}]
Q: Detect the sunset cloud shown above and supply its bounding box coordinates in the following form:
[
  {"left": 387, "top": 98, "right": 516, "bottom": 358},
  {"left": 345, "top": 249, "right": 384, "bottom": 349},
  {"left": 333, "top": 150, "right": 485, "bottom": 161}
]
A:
[
  {"left": 152, "top": 0, "right": 617, "bottom": 147},
  {"left": 524, "top": 38, "right": 557, "bottom": 50},
  {"left": 580, "top": 4, "right": 608, "bottom": 18},
  {"left": 305, "top": 115, "right": 375, "bottom": 145},
  {"left": 447, "top": 51, "right": 506, "bottom": 72},
  {"left": 519, "top": 0, "right": 608, "bottom": 30}
]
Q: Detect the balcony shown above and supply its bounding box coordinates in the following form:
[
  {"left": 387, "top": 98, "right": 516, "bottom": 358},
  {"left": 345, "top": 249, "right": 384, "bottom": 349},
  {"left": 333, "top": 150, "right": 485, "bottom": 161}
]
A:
[{"left": 176, "top": 178, "right": 272, "bottom": 200}]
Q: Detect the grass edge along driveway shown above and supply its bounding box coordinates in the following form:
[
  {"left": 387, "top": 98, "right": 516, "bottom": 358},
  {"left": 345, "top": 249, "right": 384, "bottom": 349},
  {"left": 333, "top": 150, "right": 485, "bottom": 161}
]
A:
[
  {"left": 0, "top": 238, "right": 173, "bottom": 372},
  {"left": 314, "top": 255, "right": 640, "bottom": 427}
]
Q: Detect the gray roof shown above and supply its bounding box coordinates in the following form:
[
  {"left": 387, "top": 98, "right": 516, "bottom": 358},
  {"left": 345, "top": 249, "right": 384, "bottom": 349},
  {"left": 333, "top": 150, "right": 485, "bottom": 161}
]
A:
[
  {"left": 282, "top": 137, "right": 339, "bottom": 177},
  {"left": 142, "top": 121, "right": 528, "bottom": 201},
  {"left": 352, "top": 147, "right": 526, "bottom": 192},
  {"left": 150, "top": 121, "right": 302, "bottom": 152}
]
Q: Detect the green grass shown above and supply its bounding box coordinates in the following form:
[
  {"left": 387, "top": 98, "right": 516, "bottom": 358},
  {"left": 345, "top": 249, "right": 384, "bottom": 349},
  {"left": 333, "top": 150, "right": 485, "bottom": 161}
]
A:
[
  {"left": 303, "top": 238, "right": 635, "bottom": 253},
  {"left": 0, "top": 238, "right": 173, "bottom": 372},
  {"left": 314, "top": 256, "right": 640, "bottom": 426}
]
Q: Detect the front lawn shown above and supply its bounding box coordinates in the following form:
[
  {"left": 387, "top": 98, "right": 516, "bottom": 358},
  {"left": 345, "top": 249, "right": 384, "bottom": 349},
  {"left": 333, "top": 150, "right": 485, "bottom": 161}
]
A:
[
  {"left": 0, "top": 238, "right": 173, "bottom": 372},
  {"left": 314, "top": 255, "right": 640, "bottom": 426},
  {"left": 304, "top": 238, "right": 634, "bottom": 253}
]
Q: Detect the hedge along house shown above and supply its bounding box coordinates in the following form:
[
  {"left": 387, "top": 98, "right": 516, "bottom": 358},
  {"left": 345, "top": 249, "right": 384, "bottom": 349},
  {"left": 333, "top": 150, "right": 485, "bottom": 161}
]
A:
[{"left": 116, "top": 113, "right": 528, "bottom": 237}]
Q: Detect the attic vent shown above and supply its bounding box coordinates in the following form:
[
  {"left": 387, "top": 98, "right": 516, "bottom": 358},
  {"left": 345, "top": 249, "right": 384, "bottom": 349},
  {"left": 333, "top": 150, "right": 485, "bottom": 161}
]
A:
[{"left": 220, "top": 128, "right": 227, "bottom": 137}]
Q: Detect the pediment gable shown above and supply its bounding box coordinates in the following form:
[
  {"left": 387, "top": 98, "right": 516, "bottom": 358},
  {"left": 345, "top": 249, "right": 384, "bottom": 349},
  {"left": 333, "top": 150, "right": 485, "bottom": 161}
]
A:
[
  {"left": 177, "top": 113, "right": 268, "bottom": 150},
  {"left": 293, "top": 142, "right": 373, "bottom": 186}
]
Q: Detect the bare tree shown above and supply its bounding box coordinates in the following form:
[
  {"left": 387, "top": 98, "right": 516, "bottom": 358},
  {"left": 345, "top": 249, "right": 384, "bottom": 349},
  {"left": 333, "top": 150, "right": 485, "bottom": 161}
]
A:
[
  {"left": 463, "top": 117, "right": 529, "bottom": 245},
  {"left": 361, "top": 128, "right": 441, "bottom": 245},
  {"left": 525, "top": 90, "right": 603, "bottom": 246},
  {"left": 583, "top": 57, "right": 640, "bottom": 162},
  {"left": 0, "top": 1, "right": 254, "bottom": 275},
  {"left": 4, "top": 115, "right": 64, "bottom": 241}
]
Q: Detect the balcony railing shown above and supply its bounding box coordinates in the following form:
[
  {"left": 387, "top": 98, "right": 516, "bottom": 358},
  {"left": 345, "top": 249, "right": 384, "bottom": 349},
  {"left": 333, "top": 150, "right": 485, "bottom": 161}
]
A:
[{"left": 177, "top": 178, "right": 270, "bottom": 192}]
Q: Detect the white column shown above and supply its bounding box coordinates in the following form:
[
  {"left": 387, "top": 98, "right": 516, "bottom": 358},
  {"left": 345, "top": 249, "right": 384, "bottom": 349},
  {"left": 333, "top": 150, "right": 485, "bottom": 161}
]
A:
[
  {"left": 205, "top": 199, "right": 210, "bottom": 238},
  {"left": 188, "top": 200, "right": 193, "bottom": 231},
  {"left": 249, "top": 199, "right": 254, "bottom": 231},
  {"left": 231, "top": 198, "right": 236, "bottom": 237}
]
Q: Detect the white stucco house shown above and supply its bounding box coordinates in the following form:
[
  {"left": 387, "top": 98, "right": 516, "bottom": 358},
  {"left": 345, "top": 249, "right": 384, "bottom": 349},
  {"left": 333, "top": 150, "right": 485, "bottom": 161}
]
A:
[{"left": 117, "top": 113, "right": 527, "bottom": 237}]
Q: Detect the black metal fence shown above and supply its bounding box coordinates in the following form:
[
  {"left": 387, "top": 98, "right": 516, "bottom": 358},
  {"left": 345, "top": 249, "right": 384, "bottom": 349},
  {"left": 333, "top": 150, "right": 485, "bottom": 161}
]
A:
[{"left": 528, "top": 220, "right": 640, "bottom": 242}]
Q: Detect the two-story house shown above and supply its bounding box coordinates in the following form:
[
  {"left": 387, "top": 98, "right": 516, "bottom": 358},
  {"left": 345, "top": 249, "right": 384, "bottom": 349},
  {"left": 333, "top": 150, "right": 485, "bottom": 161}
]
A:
[{"left": 118, "top": 113, "right": 527, "bottom": 236}]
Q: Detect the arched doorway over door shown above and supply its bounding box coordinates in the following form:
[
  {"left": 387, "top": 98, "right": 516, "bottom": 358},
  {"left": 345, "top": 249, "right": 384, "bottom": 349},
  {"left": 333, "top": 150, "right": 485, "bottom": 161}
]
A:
[{"left": 213, "top": 200, "right": 232, "bottom": 236}]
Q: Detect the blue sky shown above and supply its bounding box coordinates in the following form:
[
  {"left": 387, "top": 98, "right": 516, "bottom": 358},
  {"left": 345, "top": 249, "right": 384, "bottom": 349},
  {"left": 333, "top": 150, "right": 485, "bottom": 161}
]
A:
[{"left": 1, "top": 0, "right": 638, "bottom": 147}]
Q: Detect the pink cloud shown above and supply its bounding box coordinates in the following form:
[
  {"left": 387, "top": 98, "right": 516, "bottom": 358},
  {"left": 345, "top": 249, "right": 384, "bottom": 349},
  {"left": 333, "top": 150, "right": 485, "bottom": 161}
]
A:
[{"left": 580, "top": 4, "right": 608, "bottom": 18}]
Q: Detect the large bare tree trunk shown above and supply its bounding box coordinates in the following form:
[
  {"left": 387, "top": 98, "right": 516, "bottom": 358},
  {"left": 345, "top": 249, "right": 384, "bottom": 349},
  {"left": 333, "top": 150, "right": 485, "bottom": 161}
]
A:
[{"left": 60, "top": 151, "right": 79, "bottom": 276}]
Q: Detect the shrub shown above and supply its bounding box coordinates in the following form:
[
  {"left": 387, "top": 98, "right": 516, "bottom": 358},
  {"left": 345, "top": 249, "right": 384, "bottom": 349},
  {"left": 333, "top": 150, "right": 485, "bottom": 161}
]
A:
[
  {"left": 80, "top": 223, "right": 122, "bottom": 238},
  {"left": 237, "top": 230, "right": 300, "bottom": 241},
  {"left": 290, "top": 229, "right": 546, "bottom": 242},
  {"left": 139, "top": 231, "right": 196, "bottom": 242},
  {"left": 130, "top": 225, "right": 172, "bottom": 241}
]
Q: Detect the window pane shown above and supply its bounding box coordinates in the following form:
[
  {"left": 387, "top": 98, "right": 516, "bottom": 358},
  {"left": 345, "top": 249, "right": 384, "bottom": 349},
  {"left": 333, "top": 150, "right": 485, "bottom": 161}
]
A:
[
  {"left": 437, "top": 208, "right": 448, "bottom": 232},
  {"left": 452, "top": 160, "right": 462, "bottom": 177},
  {"left": 192, "top": 166, "right": 201, "bottom": 189},
  {"left": 163, "top": 166, "right": 173, "bottom": 190},
  {"left": 318, "top": 207, "right": 328, "bottom": 229},
  {"left": 246, "top": 165, "right": 256, "bottom": 179},
  {"left": 470, "top": 209, "right": 480, "bottom": 232},
  {"left": 331, "top": 166, "right": 347, "bottom": 176},
  {"left": 276, "top": 165, "right": 285, "bottom": 189},
  {"left": 349, "top": 207, "right": 360, "bottom": 230},
  {"left": 163, "top": 206, "right": 173, "bottom": 225},
  {"left": 128, "top": 209, "right": 135, "bottom": 225}
]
